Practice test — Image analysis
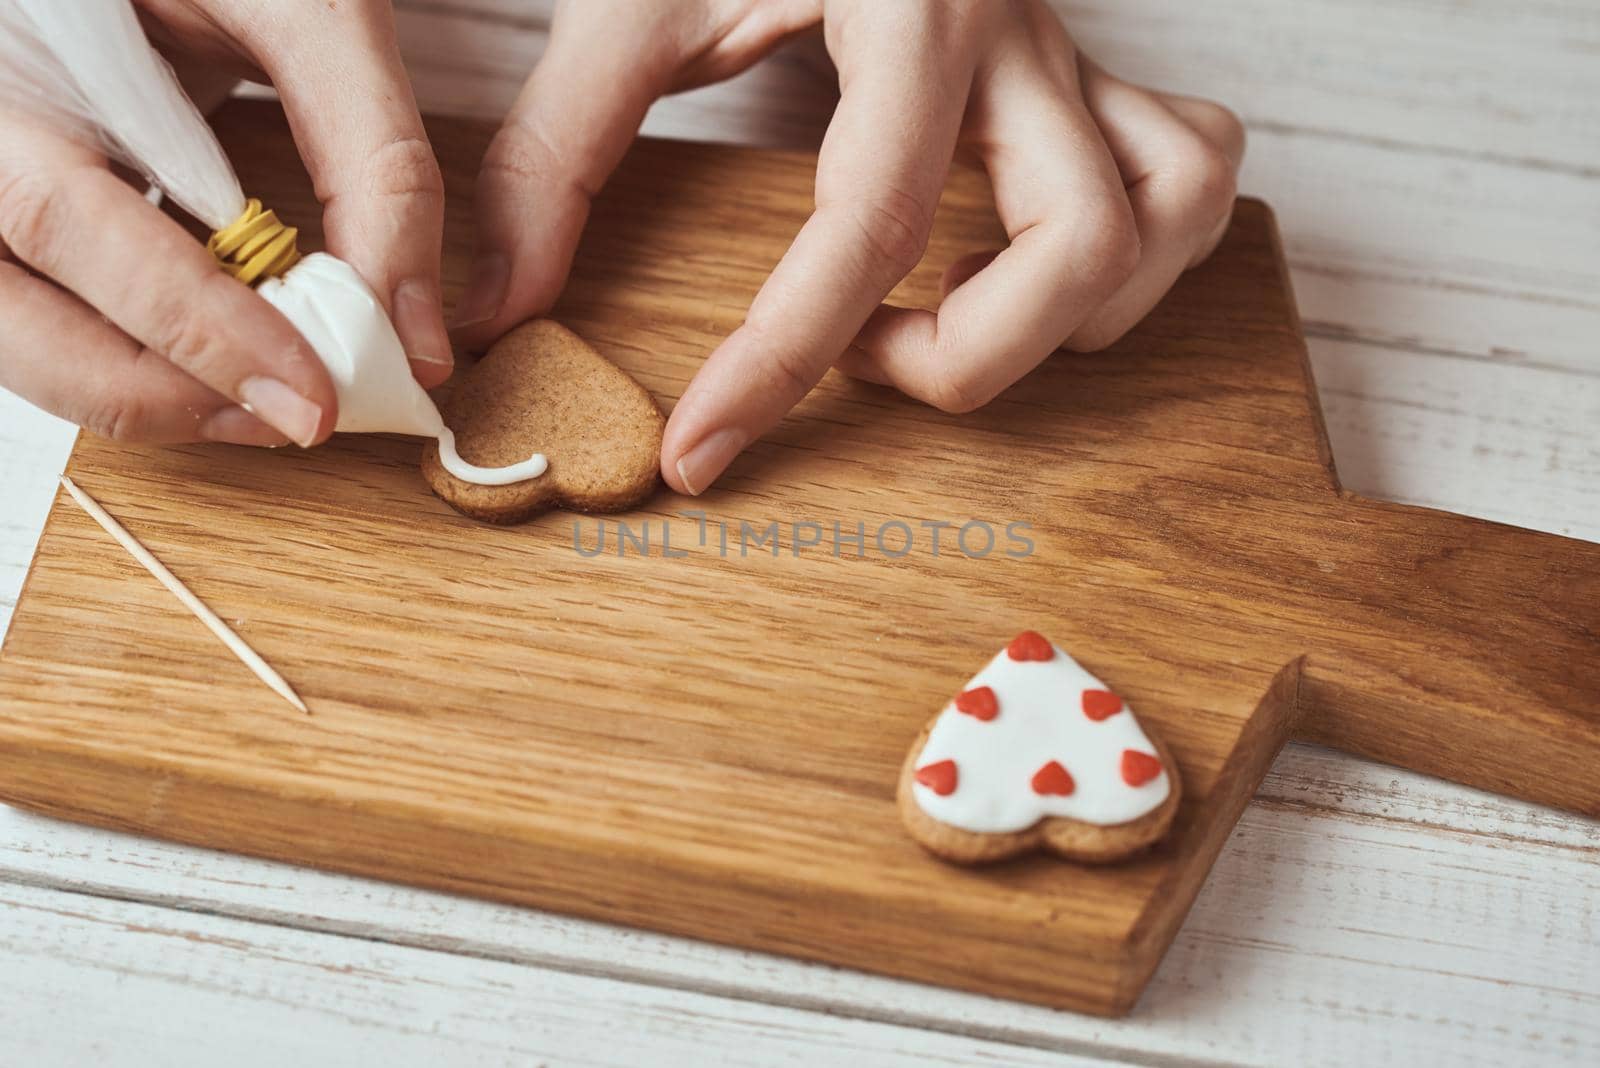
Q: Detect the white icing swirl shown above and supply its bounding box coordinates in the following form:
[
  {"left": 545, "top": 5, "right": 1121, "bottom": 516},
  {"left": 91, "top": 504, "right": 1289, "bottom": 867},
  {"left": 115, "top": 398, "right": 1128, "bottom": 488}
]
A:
[{"left": 437, "top": 427, "right": 548, "bottom": 485}]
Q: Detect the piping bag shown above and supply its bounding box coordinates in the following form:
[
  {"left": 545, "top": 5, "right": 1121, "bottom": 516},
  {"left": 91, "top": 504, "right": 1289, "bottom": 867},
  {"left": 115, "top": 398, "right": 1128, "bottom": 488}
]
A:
[{"left": 0, "top": 0, "right": 545, "bottom": 487}]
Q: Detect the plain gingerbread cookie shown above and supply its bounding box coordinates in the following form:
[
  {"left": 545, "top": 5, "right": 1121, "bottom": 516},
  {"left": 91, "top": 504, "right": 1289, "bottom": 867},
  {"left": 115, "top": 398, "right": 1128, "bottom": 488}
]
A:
[
  {"left": 422, "top": 320, "right": 664, "bottom": 523},
  {"left": 898, "top": 631, "right": 1182, "bottom": 865}
]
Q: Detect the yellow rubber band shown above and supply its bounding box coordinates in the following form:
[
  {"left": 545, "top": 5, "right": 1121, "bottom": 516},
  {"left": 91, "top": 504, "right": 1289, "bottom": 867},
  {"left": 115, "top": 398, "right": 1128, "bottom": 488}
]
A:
[{"left": 208, "top": 199, "right": 300, "bottom": 286}]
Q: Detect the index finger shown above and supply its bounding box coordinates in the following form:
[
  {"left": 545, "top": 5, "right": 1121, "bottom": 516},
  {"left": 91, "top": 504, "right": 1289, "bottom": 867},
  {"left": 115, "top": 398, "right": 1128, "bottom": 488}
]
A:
[
  {"left": 243, "top": 1, "right": 451, "bottom": 386},
  {"left": 661, "top": 30, "right": 972, "bottom": 495}
]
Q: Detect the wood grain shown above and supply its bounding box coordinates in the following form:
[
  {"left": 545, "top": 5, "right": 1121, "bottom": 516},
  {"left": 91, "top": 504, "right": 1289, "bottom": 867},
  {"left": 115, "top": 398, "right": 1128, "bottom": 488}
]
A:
[{"left": 0, "top": 101, "right": 1595, "bottom": 1016}]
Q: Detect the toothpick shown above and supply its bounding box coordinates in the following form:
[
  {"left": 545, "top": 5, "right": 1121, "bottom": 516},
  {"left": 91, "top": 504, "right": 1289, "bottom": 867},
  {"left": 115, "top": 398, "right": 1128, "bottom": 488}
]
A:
[{"left": 58, "top": 476, "right": 309, "bottom": 714}]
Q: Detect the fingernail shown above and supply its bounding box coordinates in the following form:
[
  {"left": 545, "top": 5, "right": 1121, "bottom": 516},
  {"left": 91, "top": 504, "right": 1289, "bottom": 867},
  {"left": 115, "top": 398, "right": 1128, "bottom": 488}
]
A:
[
  {"left": 450, "top": 253, "right": 510, "bottom": 329},
  {"left": 675, "top": 427, "right": 748, "bottom": 496},
  {"left": 393, "top": 278, "right": 454, "bottom": 367},
  {"left": 200, "top": 405, "right": 293, "bottom": 447},
  {"left": 238, "top": 376, "right": 323, "bottom": 448}
]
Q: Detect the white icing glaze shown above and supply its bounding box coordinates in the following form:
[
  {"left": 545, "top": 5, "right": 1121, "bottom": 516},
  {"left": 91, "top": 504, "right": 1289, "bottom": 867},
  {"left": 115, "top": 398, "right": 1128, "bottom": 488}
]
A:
[
  {"left": 912, "top": 638, "right": 1171, "bottom": 832},
  {"left": 256, "top": 253, "right": 545, "bottom": 486},
  {"left": 437, "top": 427, "right": 548, "bottom": 485}
]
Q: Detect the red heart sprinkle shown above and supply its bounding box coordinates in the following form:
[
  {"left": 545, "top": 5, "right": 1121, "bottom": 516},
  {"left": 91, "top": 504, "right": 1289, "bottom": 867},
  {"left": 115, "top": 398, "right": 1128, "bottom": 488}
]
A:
[
  {"left": 915, "top": 759, "right": 958, "bottom": 796},
  {"left": 1121, "top": 750, "right": 1164, "bottom": 787},
  {"left": 1006, "top": 631, "right": 1054, "bottom": 662},
  {"left": 955, "top": 685, "right": 999, "bottom": 721},
  {"left": 1082, "top": 689, "right": 1123, "bottom": 721},
  {"left": 1030, "top": 760, "right": 1076, "bottom": 796}
]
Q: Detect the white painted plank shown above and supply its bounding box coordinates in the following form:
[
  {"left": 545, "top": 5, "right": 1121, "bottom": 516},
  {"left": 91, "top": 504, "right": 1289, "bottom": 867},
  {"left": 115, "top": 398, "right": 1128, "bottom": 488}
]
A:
[
  {"left": 0, "top": 879, "right": 1113, "bottom": 1068},
  {"left": 0, "top": 393, "right": 73, "bottom": 636},
  {"left": 4, "top": 740, "right": 1596, "bottom": 1066},
  {"left": 1256, "top": 129, "right": 1600, "bottom": 375},
  {"left": 415, "top": 0, "right": 1600, "bottom": 171},
  {"left": 1075, "top": 0, "right": 1600, "bottom": 377},
  {"left": 1312, "top": 341, "right": 1600, "bottom": 540},
  {"left": 1056, "top": 0, "right": 1600, "bottom": 173},
  {"left": 392, "top": 6, "right": 836, "bottom": 148}
]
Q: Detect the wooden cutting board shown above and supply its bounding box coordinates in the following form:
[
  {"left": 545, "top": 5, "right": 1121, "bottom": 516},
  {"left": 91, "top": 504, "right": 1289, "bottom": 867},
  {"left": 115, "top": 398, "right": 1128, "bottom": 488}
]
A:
[{"left": 2, "top": 101, "right": 1596, "bottom": 1016}]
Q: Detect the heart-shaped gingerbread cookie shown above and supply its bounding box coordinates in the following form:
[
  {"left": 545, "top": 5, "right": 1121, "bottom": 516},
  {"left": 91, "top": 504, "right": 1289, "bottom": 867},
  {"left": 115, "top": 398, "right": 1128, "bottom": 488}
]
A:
[
  {"left": 898, "top": 631, "right": 1182, "bottom": 865},
  {"left": 422, "top": 320, "right": 665, "bottom": 523}
]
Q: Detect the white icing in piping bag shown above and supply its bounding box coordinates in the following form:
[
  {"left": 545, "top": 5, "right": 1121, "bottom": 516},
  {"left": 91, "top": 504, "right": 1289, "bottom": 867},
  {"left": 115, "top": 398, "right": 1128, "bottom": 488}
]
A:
[
  {"left": 0, "top": 3, "right": 546, "bottom": 488},
  {"left": 256, "top": 254, "right": 547, "bottom": 485}
]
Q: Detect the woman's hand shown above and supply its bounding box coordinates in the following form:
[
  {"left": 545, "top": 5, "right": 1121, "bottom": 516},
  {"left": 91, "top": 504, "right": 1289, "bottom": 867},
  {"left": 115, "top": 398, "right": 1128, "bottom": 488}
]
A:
[
  {"left": 456, "top": 0, "right": 1244, "bottom": 495},
  {"left": 0, "top": 0, "right": 450, "bottom": 447}
]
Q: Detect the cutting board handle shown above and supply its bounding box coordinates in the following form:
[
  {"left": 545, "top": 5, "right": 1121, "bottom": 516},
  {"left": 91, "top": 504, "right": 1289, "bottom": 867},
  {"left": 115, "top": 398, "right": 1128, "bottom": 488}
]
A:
[{"left": 1296, "top": 496, "right": 1600, "bottom": 815}]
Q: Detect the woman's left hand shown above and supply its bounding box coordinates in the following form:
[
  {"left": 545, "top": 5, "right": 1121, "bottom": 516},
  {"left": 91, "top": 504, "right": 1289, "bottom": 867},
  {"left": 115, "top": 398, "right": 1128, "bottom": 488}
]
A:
[{"left": 454, "top": 0, "right": 1245, "bottom": 495}]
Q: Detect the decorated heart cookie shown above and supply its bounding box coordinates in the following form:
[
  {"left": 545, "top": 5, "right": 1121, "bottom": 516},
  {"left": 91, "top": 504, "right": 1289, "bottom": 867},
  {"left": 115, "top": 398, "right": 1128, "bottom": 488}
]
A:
[{"left": 897, "top": 632, "right": 1182, "bottom": 865}]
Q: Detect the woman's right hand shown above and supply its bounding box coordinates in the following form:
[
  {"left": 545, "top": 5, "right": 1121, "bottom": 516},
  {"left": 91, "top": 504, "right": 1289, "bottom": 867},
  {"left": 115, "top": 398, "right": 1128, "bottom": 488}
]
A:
[{"left": 0, "top": 0, "right": 450, "bottom": 448}]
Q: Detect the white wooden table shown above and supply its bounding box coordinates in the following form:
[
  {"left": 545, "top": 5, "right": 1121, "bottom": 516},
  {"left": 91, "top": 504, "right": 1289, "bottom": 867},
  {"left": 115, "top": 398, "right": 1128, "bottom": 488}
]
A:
[{"left": 2, "top": 2, "right": 1597, "bottom": 1064}]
